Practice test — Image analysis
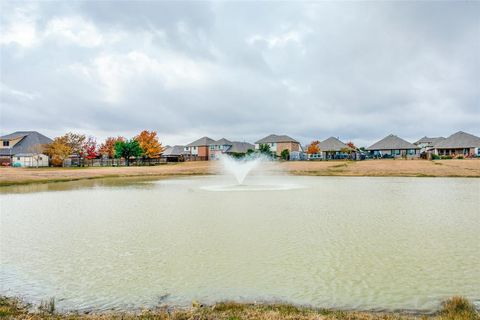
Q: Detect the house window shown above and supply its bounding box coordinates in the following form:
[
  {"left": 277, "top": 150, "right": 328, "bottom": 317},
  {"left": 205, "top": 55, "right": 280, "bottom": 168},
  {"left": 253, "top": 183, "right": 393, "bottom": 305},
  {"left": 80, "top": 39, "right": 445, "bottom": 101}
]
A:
[
  {"left": 193, "top": 146, "right": 197, "bottom": 150},
  {"left": 2, "top": 141, "right": 9, "bottom": 147},
  {"left": 17, "top": 157, "right": 20, "bottom": 160},
  {"left": 210, "top": 145, "right": 215, "bottom": 150},
  {"left": 39, "top": 157, "right": 43, "bottom": 161}
]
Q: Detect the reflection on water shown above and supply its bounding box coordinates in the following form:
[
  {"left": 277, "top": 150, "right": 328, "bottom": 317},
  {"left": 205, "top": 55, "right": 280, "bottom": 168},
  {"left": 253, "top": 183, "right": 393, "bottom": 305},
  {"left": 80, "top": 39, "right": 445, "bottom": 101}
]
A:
[
  {"left": 1, "top": 176, "right": 479, "bottom": 312},
  {"left": 0, "top": 177, "right": 162, "bottom": 194}
]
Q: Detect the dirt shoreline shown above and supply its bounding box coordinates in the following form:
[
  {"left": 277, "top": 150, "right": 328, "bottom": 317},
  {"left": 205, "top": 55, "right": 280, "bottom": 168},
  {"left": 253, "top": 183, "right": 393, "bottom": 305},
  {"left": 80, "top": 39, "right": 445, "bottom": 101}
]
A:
[
  {"left": 0, "top": 159, "right": 479, "bottom": 186},
  {"left": 1, "top": 296, "right": 478, "bottom": 319}
]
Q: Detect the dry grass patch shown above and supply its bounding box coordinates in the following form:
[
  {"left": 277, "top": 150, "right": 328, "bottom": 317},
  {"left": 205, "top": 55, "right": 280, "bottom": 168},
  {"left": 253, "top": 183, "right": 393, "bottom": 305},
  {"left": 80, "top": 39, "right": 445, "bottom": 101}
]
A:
[{"left": 1, "top": 296, "right": 478, "bottom": 320}]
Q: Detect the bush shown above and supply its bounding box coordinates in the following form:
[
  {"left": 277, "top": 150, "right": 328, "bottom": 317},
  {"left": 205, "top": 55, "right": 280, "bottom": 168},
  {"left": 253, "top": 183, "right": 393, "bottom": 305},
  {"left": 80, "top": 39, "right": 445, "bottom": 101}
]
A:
[
  {"left": 440, "top": 296, "right": 478, "bottom": 320},
  {"left": 440, "top": 155, "right": 452, "bottom": 160},
  {"left": 431, "top": 154, "right": 440, "bottom": 160},
  {"left": 457, "top": 155, "right": 464, "bottom": 159},
  {"left": 281, "top": 149, "right": 290, "bottom": 161}
]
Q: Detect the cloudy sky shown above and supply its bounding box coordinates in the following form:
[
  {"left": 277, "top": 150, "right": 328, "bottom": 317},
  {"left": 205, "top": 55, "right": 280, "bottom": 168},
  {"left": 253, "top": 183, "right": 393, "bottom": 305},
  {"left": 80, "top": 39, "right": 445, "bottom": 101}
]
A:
[{"left": 1, "top": 1, "right": 479, "bottom": 147}]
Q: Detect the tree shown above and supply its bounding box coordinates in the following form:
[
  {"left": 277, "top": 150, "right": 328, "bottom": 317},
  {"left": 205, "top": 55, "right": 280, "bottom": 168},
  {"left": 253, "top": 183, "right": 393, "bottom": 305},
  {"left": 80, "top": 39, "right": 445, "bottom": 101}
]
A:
[
  {"left": 281, "top": 149, "right": 290, "bottom": 160},
  {"left": 114, "top": 139, "right": 143, "bottom": 166},
  {"left": 63, "top": 132, "right": 86, "bottom": 155},
  {"left": 82, "top": 137, "right": 98, "bottom": 160},
  {"left": 259, "top": 144, "right": 274, "bottom": 157},
  {"left": 99, "top": 136, "right": 124, "bottom": 159},
  {"left": 307, "top": 140, "right": 320, "bottom": 154},
  {"left": 44, "top": 137, "right": 72, "bottom": 167},
  {"left": 135, "top": 130, "right": 164, "bottom": 158},
  {"left": 346, "top": 141, "right": 357, "bottom": 150}
]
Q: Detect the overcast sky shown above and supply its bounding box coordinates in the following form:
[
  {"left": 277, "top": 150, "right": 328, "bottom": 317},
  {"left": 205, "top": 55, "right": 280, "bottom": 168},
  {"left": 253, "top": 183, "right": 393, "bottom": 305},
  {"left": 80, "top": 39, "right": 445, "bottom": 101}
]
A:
[{"left": 1, "top": 1, "right": 479, "bottom": 147}]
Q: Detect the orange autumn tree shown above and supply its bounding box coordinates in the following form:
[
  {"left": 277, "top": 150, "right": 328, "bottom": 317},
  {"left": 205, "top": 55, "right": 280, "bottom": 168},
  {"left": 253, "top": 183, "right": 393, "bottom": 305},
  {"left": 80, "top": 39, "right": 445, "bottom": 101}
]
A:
[
  {"left": 99, "top": 136, "right": 125, "bottom": 159},
  {"left": 44, "top": 136, "right": 72, "bottom": 167},
  {"left": 307, "top": 140, "right": 321, "bottom": 154},
  {"left": 135, "top": 130, "right": 164, "bottom": 159}
]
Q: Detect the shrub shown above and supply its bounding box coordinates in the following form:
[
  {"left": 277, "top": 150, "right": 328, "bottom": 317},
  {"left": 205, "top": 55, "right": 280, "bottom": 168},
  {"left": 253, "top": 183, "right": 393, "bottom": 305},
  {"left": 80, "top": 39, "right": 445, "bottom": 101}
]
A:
[
  {"left": 440, "top": 296, "right": 479, "bottom": 320},
  {"left": 457, "top": 155, "right": 464, "bottom": 159},
  {"left": 440, "top": 155, "right": 452, "bottom": 160},
  {"left": 431, "top": 154, "right": 440, "bottom": 160}
]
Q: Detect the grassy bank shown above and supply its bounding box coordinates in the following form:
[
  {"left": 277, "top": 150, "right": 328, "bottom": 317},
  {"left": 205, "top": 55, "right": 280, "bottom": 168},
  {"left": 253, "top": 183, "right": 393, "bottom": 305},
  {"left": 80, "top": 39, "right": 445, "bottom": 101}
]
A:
[
  {"left": 0, "top": 160, "right": 479, "bottom": 187},
  {"left": 1, "top": 296, "right": 478, "bottom": 320}
]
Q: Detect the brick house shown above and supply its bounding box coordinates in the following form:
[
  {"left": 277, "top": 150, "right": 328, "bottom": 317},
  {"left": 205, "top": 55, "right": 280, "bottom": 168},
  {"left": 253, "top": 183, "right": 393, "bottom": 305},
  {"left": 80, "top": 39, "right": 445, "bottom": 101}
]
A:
[{"left": 255, "top": 134, "right": 301, "bottom": 157}]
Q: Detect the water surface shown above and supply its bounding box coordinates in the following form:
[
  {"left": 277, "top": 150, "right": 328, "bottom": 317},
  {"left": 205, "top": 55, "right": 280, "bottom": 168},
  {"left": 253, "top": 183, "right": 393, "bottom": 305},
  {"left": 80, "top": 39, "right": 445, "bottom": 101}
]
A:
[{"left": 1, "top": 176, "right": 479, "bottom": 312}]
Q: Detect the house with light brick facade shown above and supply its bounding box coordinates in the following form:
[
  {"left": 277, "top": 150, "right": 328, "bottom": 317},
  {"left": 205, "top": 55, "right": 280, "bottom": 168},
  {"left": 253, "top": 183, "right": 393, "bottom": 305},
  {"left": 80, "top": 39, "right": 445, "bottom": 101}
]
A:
[
  {"left": 432, "top": 131, "right": 480, "bottom": 157},
  {"left": 255, "top": 134, "right": 301, "bottom": 157}
]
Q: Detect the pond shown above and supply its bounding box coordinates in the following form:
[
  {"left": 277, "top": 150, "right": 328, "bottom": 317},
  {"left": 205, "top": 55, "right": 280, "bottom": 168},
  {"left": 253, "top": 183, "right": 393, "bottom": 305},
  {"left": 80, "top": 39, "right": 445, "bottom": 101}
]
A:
[{"left": 1, "top": 175, "right": 479, "bottom": 312}]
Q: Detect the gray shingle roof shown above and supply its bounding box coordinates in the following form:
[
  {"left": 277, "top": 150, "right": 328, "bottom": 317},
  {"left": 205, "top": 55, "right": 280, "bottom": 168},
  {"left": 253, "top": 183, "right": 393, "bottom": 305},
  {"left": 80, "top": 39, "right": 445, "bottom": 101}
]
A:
[
  {"left": 225, "top": 142, "right": 255, "bottom": 154},
  {"left": 414, "top": 136, "right": 446, "bottom": 146},
  {"left": 255, "top": 134, "right": 299, "bottom": 144},
  {"left": 212, "top": 138, "right": 232, "bottom": 146},
  {"left": 367, "top": 134, "right": 419, "bottom": 151},
  {"left": 0, "top": 131, "right": 53, "bottom": 156},
  {"left": 186, "top": 136, "right": 215, "bottom": 147},
  {"left": 434, "top": 131, "right": 480, "bottom": 149},
  {"left": 163, "top": 145, "right": 188, "bottom": 156},
  {"left": 319, "top": 137, "right": 350, "bottom": 152}
]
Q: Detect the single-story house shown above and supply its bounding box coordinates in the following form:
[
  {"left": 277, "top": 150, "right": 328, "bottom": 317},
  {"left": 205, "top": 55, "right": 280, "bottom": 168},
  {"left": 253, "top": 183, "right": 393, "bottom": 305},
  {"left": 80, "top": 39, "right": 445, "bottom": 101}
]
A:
[
  {"left": 184, "top": 136, "right": 215, "bottom": 161},
  {"left": 319, "top": 137, "right": 354, "bottom": 160},
  {"left": 0, "top": 131, "right": 52, "bottom": 166},
  {"left": 255, "top": 134, "right": 301, "bottom": 157},
  {"left": 162, "top": 145, "right": 189, "bottom": 162},
  {"left": 367, "top": 134, "right": 420, "bottom": 158},
  {"left": 432, "top": 131, "right": 480, "bottom": 157}
]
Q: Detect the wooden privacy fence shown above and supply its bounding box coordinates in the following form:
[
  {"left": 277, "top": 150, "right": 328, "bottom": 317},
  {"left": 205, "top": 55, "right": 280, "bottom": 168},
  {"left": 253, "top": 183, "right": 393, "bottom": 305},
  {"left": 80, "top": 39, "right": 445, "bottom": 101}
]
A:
[{"left": 63, "top": 157, "right": 167, "bottom": 167}]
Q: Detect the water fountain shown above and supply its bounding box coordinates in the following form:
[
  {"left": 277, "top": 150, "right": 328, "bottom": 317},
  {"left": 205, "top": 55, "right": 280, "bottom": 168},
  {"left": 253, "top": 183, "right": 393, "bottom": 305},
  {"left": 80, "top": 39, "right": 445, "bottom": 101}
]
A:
[
  {"left": 220, "top": 154, "right": 262, "bottom": 185},
  {"left": 201, "top": 154, "right": 304, "bottom": 191}
]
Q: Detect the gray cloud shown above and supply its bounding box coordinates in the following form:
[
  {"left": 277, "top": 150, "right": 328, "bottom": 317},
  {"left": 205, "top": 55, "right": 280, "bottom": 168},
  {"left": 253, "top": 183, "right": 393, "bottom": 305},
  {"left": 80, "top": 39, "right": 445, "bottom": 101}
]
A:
[{"left": 1, "top": 1, "right": 479, "bottom": 147}]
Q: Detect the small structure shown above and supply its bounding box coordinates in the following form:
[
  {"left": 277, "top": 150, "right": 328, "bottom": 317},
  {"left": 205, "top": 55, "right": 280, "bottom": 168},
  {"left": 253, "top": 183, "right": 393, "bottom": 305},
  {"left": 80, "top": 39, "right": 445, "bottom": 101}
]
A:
[
  {"left": 255, "top": 134, "right": 301, "bottom": 158},
  {"left": 367, "top": 134, "right": 419, "bottom": 158},
  {"left": 184, "top": 136, "right": 215, "bottom": 161},
  {"left": 162, "top": 145, "right": 188, "bottom": 162},
  {"left": 0, "top": 131, "right": 52, "bottom": 166},
  {"left": 432, "top": 131, "right": 480, "bottom": 157},
  {"left": 319, "top": 137, "right": 354, "bottom": 160}
]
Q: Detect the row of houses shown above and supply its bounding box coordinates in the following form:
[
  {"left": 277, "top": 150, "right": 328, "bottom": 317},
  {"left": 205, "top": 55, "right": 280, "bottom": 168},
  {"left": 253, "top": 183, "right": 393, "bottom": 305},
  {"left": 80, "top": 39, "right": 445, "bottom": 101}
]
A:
[
  {"left": 1, "top": 130, "right": 480, "bottom": 167},
  {"left": 163, "top": 134, "right": 302, "bottom": 162},
  {"left": 164, "top": 131, "right": 480, "bottom": 161}
]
